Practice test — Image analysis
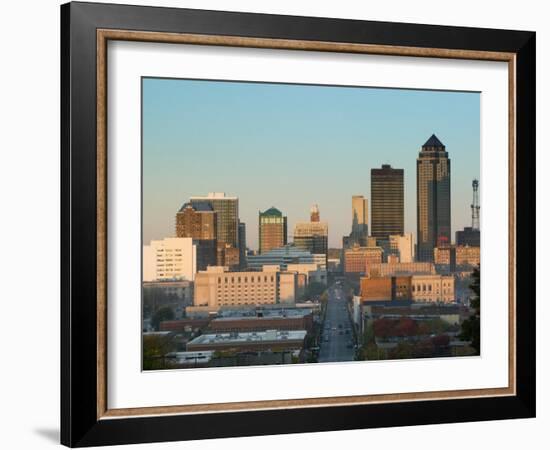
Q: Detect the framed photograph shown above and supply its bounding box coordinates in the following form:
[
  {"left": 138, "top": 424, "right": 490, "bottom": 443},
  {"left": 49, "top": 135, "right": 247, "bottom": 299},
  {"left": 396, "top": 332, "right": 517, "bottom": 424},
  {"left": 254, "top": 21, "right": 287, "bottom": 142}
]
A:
[{"left": 61, "top": 1, "right": 536, "bottom": 447}]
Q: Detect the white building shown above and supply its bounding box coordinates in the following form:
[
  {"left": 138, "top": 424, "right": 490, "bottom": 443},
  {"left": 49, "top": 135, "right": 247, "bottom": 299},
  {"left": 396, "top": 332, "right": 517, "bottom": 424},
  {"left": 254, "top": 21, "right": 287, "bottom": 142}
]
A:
[
  {"left": 143, "top": 237, "right": 197, "bottom": 282},
  {"left": 389, "top": 233, "right": 414, "bottom": 263}
]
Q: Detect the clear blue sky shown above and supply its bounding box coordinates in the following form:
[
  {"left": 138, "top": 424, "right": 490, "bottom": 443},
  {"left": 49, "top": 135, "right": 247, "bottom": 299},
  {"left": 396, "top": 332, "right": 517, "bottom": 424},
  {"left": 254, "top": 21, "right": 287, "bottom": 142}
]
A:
[{"left": 142, "top": 77, "right": 480, "bottom": 249}]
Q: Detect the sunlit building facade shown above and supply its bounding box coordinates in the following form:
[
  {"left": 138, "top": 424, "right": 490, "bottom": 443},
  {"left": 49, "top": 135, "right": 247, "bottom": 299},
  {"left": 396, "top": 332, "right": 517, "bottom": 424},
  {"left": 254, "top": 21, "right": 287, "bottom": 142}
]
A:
[{"left": 258, "top": 207, "right": 287, "bottom": 254}]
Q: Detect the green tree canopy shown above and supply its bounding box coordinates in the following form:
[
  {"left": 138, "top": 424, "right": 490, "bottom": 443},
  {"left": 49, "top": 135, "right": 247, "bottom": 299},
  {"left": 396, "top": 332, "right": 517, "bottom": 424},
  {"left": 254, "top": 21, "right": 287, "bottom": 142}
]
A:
[
  {"left": 151, "top": 306, "right": 175, "bottom": 331},
  {"left": 459, "top": 266, "right": 480, "bottom": 354}
]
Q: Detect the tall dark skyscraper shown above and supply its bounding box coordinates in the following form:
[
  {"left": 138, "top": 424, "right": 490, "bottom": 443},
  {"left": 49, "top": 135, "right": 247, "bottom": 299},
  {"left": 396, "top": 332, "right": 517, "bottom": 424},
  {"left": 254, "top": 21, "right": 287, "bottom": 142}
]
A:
[
  {"left": 238, "top": 221, "right": 247, "bottom": 269},
  {"left": 371, "top": 164, "right": 404, "bottom": 240},
  {"left": 416, "top": 134, "right": 451, "bottom": 262}
]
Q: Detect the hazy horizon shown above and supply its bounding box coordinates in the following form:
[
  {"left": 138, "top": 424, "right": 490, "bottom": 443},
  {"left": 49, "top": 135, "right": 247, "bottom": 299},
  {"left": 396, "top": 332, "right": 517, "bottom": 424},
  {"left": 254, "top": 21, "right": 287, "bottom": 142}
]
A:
[{"left": 142, "top": 77, "right": 480, "bottom": 250}]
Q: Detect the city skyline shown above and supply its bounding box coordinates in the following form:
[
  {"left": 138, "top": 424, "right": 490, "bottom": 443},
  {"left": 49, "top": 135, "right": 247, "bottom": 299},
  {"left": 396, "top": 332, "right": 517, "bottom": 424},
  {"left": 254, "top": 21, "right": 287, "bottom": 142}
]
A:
[{"left": 143, "top": 78, "right": 480, "bottom": 249}]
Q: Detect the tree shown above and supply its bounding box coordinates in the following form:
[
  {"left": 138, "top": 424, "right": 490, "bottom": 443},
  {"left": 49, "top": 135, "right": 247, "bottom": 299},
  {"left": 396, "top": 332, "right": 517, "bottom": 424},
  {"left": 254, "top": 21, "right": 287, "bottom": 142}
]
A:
[
  {"left": 431, "top": 334, "right": 450, "bottom": 348},
  {"left": 389, "top": 342, "right": 414, "bottom": 359},
  {"left": 459, "top": 266, "right": 480, "bottom": 354},
  {"left": 357, "top": 342, "right": 385, "bottom": 361},
  {"left": 142, "top": 334, "right": 176, "bottom": 370},
  {"left": 151, "top": 306, "right": 175, "bottom": 331},
  {"left": 374, "top": 318, "right": 394, "bottom": 339},
  {"left": 396, "top": 318, "right": 417, "bottom": 337},
  {"left": 363, "top": 322, "right": 375, "bottom": 345},
  {"left": 143, "top": 287, "right": 179, "bottom": 319}
]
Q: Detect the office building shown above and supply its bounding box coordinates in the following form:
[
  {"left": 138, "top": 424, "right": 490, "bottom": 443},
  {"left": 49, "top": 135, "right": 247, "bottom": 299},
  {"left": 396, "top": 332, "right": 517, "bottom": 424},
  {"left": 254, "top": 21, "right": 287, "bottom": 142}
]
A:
[
  {"left": 247, "top": 244, "right": 315, "bottom": 270},
  {"left": 259, "top": 207, "right": 287, "bottom": 254},
  {"left": 216, "top": 242, "right": 240, "bottom": 270},
  {"left": 209, "top": 309, "right": 314, "bottom": 333},
  {"left": 352, "top": 195, "right": 368, "bottom": 233},
  {"left": 360, "top": 276, "right": 412, "bottom": 302},
  {"left": 411, "top": 274, "right": 455, "bottom": 303},
  {"left": 344, "top": 246, "right": 383, "bottom": 274},
  {"left": 190, "top": 192, "right": 239, "bottom": 248},
  {"left": 360, "top": 273, "right": 455, "bottom": 303},
  {"left": 293, "top": 209, "right": 328, "bottom": 263},
  {"left": 187, "top": 330, "right": 307, "bottom": 353},
  {"left": 417, "top": 135, "right": 451, "bottom": 261},
  {"left": 367, "top": 261, "right": 435, "bottom": 278},
  {"left": 456, "top": 226, "right": 480, "bottom": 247},
  {"left": 389, "top": 233, "right": 414, "bottom": 263},
  {"left": 143, "top": 237, "right": 197, "bottom": 282},
  {"left": 193, "top": 266, "right": 298, "bottom": 308},
  {"left": 434, "top": 245, "right": 456, "bottom": 271},
  {"left": 142, "top": 280, "right": 194, "bottom": 304},
  {"left": 434, "top": 245, "right": 480, "bottom": 272},
  {"left": 175, "top": 202, "right": 217, "bottom": 269},
  {"left": 371, "top": 165, "right": 404, "bottom": 240},
  {"left": 176, "top": 201, "right": 216, "bottom": 240},
  {"left": 238, "top": 222, "right": 247, "bottom": 269},
  {"left": 456, "top": 245, "right": 480, "bottom": 266},
  {"left": 344, "top": 195, "right": 369, "bottom": 248}
]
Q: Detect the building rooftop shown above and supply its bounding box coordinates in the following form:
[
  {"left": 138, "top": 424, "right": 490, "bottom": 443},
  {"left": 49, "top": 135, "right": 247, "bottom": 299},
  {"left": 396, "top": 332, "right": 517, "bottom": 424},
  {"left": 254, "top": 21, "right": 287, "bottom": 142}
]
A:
[
  {"left": 369, "top": 304, "right": 464, "bottom": 316},
  {"left": 178, "top": 201, "right": 213, "bottom": 212},
  {"left": 188, "top": 329, "right": 307, "bottom": 345},
  {"left": 166, "top": 351, "right": 214, "bottom": 364},
  {"left": 247, "top": 245, "right": 316, "bottom": 269},
  {"left": 260, "top": 207, "right": 284, "bottom": 216},
  {"left": 216, "top": 307, "right": 312, "bottom": 320},
  {"left": 422, "top": 134, "right": 445, "bottom": 148}
]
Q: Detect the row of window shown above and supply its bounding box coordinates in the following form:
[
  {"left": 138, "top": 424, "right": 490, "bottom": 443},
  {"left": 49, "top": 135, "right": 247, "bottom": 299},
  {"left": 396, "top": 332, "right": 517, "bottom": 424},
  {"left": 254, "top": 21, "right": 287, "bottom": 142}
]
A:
[{"left": 217, "top": 276, "right": 274, "bottom": 284}]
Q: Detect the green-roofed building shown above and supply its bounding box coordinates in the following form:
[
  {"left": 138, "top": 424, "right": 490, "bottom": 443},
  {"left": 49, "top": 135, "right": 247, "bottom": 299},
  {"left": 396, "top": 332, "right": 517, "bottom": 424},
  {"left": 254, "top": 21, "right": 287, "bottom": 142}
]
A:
[{"left": 259, "top": 207, "right": 288, "bottom": 254}]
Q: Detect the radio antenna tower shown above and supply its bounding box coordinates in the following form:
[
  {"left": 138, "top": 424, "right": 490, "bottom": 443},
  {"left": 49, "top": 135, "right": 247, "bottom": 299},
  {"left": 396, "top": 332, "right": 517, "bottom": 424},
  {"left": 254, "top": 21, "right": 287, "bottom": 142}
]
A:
[{"left": 471, "top": 179, "right": 480, "bottom": 230}]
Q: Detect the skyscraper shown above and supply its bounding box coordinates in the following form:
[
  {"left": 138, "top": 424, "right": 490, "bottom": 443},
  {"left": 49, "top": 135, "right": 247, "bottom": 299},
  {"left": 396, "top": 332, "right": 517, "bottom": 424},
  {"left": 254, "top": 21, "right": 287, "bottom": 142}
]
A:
[
  {"left": 351, "top": 195, "right": 368, "bottom": 237},
  {"left": 175, "top": 202, "right": 217, "bottom": 270},
  {"left": 258, "top": 207, "right": 287, "bottom": 254},
  {"left": 293, "top": 205, "right": 328, "bottom": 264},
  {"left": 416, "top": 134, "right": 451, "bottom": 262},
  {"left": 238, "top": 222, "right": 247, "bottom": 269},
  {"left": 343, "top": 195, "right": 368, "bottom": 248},
  {"left": 176, "top": 202, "right": 217, "bottom": 240},
  {"left": 371, "top": 164, "right": 404, "bottom": 240},
  {"left": 190, "top": 193, "right": 239, "bottom": 248}
]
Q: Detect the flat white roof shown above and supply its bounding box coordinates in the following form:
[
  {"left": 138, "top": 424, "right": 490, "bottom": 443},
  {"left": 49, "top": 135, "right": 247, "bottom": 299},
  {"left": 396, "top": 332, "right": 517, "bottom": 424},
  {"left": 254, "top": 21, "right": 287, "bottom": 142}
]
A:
[{"left": 188, "top": 329, "right": 307, "bottom": 345}]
